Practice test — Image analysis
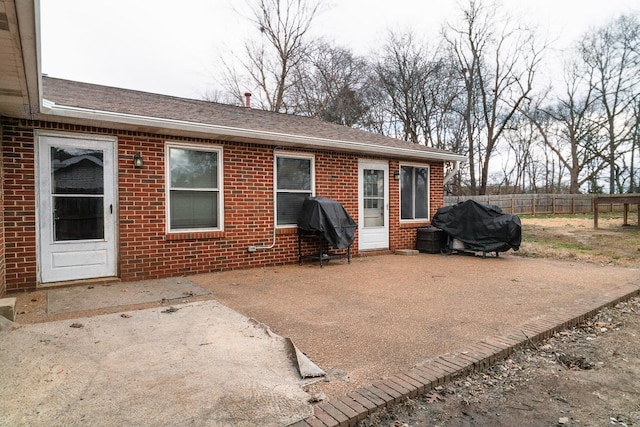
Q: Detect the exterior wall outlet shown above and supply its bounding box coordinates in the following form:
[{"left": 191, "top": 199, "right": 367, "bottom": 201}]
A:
[{"left": 247, "top": 246, "right": 257, "bottom": 253}]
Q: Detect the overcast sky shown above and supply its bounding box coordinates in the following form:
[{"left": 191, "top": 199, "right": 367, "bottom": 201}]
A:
[{"left": 40, "top": 0, "right": 638, "bottom": 100}]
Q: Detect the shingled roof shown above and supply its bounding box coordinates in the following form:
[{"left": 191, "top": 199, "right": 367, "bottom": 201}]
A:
[{"left": 41, "top": 77, "right": 464, "bottom": 162}]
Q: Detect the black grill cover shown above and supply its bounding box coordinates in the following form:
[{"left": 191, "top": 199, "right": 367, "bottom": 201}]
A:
[
  {"left": 297, "top": 197, "right": 357, "bottom": 249},
  {"left": 431, "top": 200, "right": 521, "bottom": 253}
]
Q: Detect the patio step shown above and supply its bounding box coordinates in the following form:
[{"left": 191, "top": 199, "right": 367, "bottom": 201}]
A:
[
  {"left": 394, "top": 249, "right": 419, "bottom": 256},
  {"left": 0, "top": 297, "right": 16, "bottom": 322}
]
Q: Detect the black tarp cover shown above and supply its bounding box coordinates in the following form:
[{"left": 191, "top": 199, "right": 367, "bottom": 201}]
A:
[
  {"left": 431, "top": 200, "right": 522, "bottom": 253},
  {"left": 297, "top": 197, "right": 357, "bottom": 249}
]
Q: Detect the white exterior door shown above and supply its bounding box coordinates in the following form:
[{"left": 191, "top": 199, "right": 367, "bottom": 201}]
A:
[
  {"left": 37, "top": 133, "right": 117, "bottom": 284},
  {"left": 358, "top": 160, "right": 389, "bottom": 250}
]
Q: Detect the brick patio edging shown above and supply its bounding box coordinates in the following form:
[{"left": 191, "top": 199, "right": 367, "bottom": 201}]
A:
[{"left": 288, "top": 285, "right": 640, "bottom": 427}]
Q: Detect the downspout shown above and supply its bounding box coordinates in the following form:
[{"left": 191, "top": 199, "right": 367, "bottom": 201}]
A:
[{"left": 443, "top": 161, "right": 459, "bottom": 185}]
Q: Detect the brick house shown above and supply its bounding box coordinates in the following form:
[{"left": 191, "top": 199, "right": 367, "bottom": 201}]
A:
[{"left": 0, "top": 1, "right": 464, "bottom": 295}]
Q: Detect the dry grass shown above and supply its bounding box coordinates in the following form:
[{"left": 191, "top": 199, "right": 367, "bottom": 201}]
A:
[{"left": 516, "top": 214, "right": 640, "bottom": 268}]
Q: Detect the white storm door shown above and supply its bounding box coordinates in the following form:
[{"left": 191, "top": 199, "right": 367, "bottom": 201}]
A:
[
  {"left": 38, "top": 134, "right": 117, "bottom": 283},
  {"left": 358, "top": 160, "right": 389, "bottom": 250}
]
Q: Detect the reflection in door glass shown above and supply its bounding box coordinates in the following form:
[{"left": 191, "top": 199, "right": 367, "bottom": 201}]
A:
[
  {"left": 51, "top": 147, "right": 105, "bottom": 241},
  {"left": 52, "top": 147, "right": 104, "bottom": 194},
  {"left": 363, "top": 169, "right": 385, "bottom": 227}
]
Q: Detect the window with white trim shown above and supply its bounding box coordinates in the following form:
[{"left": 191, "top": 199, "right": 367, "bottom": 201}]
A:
[
  {"left": 167, "top": 144, "right": 222, "bottom": 231},
  {"left": 275, "top": 153, "right": 314, "bottom": 226},
  {"left": 400, "top": 165, "right": 429, "bottom": 220}
]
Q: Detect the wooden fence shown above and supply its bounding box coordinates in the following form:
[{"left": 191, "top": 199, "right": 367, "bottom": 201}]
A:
[{"left": 444, "top": 194, "right": 640, "bottom": 216}]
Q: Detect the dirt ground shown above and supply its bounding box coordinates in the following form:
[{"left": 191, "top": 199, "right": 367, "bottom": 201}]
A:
[
  {"left": 359, "top": 296, "right": 640, "bottom": 427},
  {"left": 517, "top": 215, "right": 640, "bottom": 268},
  {"left": 358, "top": 215, "right": 640, "bottom": 427}
]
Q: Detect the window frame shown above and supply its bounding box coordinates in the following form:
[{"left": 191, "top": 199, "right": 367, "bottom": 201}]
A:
[
  {"left": 274, "top": 151, "right": 315, "bottom": 228},
  {"left": 165, "top": 142, "right": 224, "bottom": 233},
  {"left": 399, "top": 163, "right": 430, "bottom": 222}
]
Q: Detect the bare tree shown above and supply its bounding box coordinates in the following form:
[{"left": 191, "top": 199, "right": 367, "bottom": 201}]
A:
[
  {"left": 498, "top": 113, "right": 543, "bottom": 192},
  {"left": 420, "top": 54, "right": 467, "bottom": 152},
  {"left": 522, "top": 53, "right": 608, "bottom": 194},
  {"left": 580, "top": 14, "right": 640, "bottom": 193},
  {"left": 630, "top": 99, "right": 640, "bottom": 192},
  {"left": 358, "top": 72, "right": 395, "bottom": 135},
  {"left": 371, "top": 31, "right": 431, "bottom": 143},
  {"left": 289, "top": 41, "right": 370, "bottom": 125},
  {"left": 443, "top": 0, "right": 546, "bottom": 195},
  {"left": 201, "top": 88, "right": 242, "bottom": 106},
  {"left": 221, "top": 0, "right": 323, "bottom": 112}
]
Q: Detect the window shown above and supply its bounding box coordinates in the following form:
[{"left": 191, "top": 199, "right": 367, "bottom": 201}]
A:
[
  {"left": 167, "top": 144, "right": 222, "bottom": 231},
  {"left": 275, "top": 153, "right": 314, "bottom": 226},
  {"left": 400, "top": 165, "right": 429, "bottom": 220}
]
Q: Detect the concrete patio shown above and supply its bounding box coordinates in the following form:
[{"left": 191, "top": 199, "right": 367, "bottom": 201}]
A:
[{"left": 3, "top": 253, "right": 639, "bottom": 426}]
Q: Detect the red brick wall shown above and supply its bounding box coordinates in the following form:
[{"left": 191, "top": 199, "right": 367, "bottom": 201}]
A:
[
  {"left": 1, "top": 118, "right": 446, "bottom": 291},
  {"left": 0, "top": 123, "right": 5, "bottom": 297},
  {"left": 1, "top": 120, "right": 36, "bottom": 292},
  {"left": 389, "top": 161, "right": 445, "bottom": 251}
]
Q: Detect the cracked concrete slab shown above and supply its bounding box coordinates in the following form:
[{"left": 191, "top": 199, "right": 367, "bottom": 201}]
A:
[{"left": 0, "top": 300, "right": 314, "bottom": 426}]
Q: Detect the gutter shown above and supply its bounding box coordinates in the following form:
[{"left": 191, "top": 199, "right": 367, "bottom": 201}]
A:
[
  {"left": 39, "top": 100, "right": 467, "bottom": 163},
  {"left": 13, "top": 0, "right": 40, "bottom": 119}
]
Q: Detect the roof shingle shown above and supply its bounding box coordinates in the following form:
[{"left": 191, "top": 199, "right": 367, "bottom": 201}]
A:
[{"left": 42, "top": 77, "right": 460, "bottom": 160}]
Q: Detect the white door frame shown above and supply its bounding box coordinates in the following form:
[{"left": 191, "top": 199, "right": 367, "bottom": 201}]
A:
[
  {"left": 36, "top": 132, "right": 118, "bottom": 284},
  {"left": 358, "top": 159, "right": 389, "bottom": 251}
]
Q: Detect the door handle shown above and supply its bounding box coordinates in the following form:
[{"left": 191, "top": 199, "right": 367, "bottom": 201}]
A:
[{"left": 110, "top": 204, "right": 113, "bottom": 214}]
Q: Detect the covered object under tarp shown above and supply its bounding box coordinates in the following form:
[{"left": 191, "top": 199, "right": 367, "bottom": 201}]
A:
[
  {"left": 297, "top": 197, "right": 357, "bottom": 249},
  {"left": 431, "top": 200, "right": 522, "bottom": 253}
]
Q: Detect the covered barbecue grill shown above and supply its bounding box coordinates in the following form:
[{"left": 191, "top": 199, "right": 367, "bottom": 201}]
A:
[
  {"left": 431, "top": 200, "right": 521, "bottom": 256},
  {"left": 297, "top": 197, "right": 357, "bottom": 266}
]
